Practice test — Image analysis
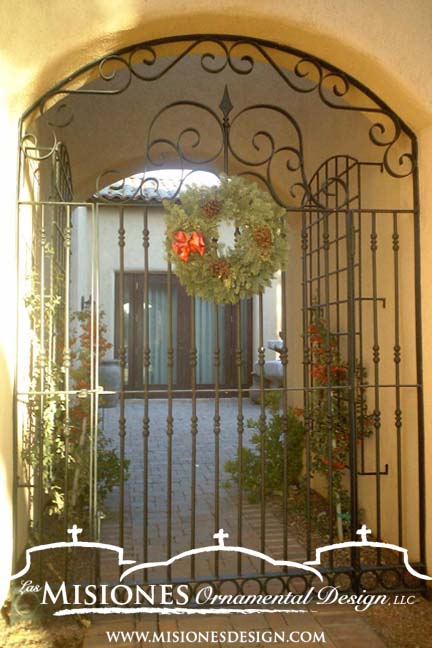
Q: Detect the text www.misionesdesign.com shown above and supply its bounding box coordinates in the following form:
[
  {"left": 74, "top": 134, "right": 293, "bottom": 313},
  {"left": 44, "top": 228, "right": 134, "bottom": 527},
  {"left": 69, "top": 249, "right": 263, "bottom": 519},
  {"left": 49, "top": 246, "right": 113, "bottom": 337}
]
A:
[{"left": 105, "top": 630, "right": 327, "bottom": 644}]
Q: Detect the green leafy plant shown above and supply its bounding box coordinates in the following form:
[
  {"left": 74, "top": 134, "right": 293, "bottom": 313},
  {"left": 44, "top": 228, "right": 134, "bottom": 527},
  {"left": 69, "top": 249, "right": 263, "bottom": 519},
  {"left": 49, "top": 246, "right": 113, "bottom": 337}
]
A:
[
  {"left": 23, "top": 269, "right": 127, "bottom": 523},
  {"left": 23, "top": 263, "right": 67, "bottom": 516},
  {"left": 224, "top": 392, "right": 305, "bottom": 503},
  {"left": 67, "top": 303, "right": 128, "bottom": 512}
]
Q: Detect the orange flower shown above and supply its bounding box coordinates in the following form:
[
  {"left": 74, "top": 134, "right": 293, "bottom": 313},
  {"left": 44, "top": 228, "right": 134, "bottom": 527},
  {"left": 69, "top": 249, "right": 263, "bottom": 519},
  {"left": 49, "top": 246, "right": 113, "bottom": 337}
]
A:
[
  {"left": 292, "top": 407, "right": 304, "bottom": 417},
  {"left": 311, "top": 364, "right": 327, "bottom": 383},
  {"left": 321, "top": 457, "right": 346, "bottom": 470},
  {"left": 172, "top": 230, "right": 205, "bottom": 262},
  {"left": 310, "top": 334, "right": 323, "bottom": 344},
  {"left": 331, "top": 366, "right": 348, "bottom": 377}
]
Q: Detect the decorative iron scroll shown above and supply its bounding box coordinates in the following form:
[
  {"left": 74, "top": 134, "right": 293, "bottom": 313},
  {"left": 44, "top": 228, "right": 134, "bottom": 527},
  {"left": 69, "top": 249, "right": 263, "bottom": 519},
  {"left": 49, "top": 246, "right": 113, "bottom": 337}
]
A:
[
  {"left": 20, "top": 36, "right": 415, "bottom": 185},
  {"left": 95, "top": 93, "right": 315, "bottom": 208}
]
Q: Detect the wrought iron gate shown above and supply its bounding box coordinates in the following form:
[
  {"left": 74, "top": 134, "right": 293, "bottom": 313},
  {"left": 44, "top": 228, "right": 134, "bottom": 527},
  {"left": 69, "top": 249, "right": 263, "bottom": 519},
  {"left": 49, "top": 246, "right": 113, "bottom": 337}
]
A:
[{"left": 15, "top": 36, "right": 426, "bottom": 596}]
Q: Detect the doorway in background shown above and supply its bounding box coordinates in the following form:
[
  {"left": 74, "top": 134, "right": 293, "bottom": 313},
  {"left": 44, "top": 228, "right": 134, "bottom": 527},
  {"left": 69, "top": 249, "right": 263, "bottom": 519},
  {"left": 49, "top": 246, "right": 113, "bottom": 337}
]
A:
[{"left": 114, "top": 271, "right": 253, "bottom": 394}]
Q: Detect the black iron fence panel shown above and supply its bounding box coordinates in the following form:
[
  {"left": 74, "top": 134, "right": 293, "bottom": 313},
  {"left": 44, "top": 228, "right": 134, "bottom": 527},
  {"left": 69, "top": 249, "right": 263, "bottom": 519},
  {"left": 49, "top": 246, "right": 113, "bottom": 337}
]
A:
[{"left": 14, "top": 36, "right": 426, "bottom": 596}]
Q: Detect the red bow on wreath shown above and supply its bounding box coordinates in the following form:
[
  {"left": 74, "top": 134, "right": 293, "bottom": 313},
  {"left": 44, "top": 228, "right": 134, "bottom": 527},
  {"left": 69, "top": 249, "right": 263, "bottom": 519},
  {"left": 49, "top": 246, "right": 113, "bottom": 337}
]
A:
[{"left": 172, "top": 230, "right": 205, "bottom": 262}]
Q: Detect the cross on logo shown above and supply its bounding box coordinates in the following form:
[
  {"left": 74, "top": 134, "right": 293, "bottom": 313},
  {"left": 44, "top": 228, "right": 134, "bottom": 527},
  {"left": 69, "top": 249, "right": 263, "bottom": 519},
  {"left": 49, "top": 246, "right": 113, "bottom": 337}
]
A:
[
  {"left": 356, "top": 524, "right": 372, "bottom": 543},
  {"left": 67, "top": 524, "right": 83, "bottom": 543},
  {"left": 213, "top": 528, "right": 229, "bottom": 547}
]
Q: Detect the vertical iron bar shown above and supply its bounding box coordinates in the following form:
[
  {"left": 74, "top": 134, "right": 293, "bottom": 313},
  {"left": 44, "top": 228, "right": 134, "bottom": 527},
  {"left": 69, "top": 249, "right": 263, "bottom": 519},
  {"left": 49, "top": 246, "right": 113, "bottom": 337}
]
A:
[
  {"left": 12, "top": 195, "right": 22, "bottom": 577},
  {"left": 312, "top": 178, "right": 321, "bottom": 559},
  {"left": 92, "top": 204, "right": 100, "bottom": 540},
  {"left": 89, "top": 204, "right": 95, "bottom": 537},
  {"left": 412, "top": 149, "right": 426, "bottom": 568},
  {"left": 323, "top": 211, "right": 334, "bottom": 564},
  {"left": 371, "top": 211, "right": 382, "bottom": 560},
  {"left": 118, "top": 208, "right": 126, "bottom": 570},
  {"left": 142, "top": 208, "right": 150, "bottom": 574},
  {"left": 280, "top": 259, "right": 289, "bottom": 563},
  {"left": 392, "top": 211, "right": 403, "bottom": 549},
  {"left": 166, "top": 261, "right": 174, "bottom": 580},
  {"left": 48, "top": 241, "right": 54, "bottom": 396},
  {"left": 346, "top": 210, "right": 359, "bottom": 580},
  {"left": 63, "top": 205, "right": 72, "bottom": 579},
  {"left": 301, "top": 215, "right": 312, "bottom": 560},
  {"left": 335, "top": 159, "right": 341, "bottom": 353},
  {"left": 220, "top": 84, "right": 232, "bottom": 176},
  {"left": 236, "top": 302, "right": 244, "bottom": 575},
  {"left": 37, "top": 205, "right": 46, "bottom": 582},
  {"left": 221, "top": 85, "right": 233, "bottom": 575},
  {"left": 91, "top": 202, "right": 100, "bottom": 587},
  {"left": 316, "top": 174, "right": 321, "bottom": 305},
  {"left": 213, "top": 305, "right": 221, "bottom": 577},
  {"left": 323, "top": 160, "right": 335, "bottom": 560},
  {"left": 190, "top": 299, "right": 197, "bottom": 578},
  {"left": 309, "top": 200, "right": 315, "bottom": 558},
  {"left": 258, "top": 293, "right": 266, "bottom": 572},
  {"left": 356, "top": 165, "right": 366, "bottom": 473}
]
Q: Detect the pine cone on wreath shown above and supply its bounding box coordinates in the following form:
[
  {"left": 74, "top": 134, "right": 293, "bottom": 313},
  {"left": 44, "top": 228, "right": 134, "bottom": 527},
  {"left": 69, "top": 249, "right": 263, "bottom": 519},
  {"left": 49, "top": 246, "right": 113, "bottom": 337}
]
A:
[
  {"left": 210, "top": 259, "right": 230, "bottom": 279},
  {"left": 202, "top": 199, "right": 221, "bottom": 219},
  {"left": 253, "top": 226, "right": 272, "bottom": 248}
]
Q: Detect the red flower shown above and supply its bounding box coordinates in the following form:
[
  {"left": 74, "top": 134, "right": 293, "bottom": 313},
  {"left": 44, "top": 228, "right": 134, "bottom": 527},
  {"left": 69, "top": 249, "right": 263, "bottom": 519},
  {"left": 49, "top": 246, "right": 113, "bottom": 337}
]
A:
[
  {"left": 311, "top": 364, "right": 327, "bottom": 384},
  {"left": 331, "top": 366, "right": 348, "bottom": 378},
  {"left": 310, "top": 334, "right": 323, "bottom": 344},
  {"left": 321, "top": 457, "right": 346, "bottom": 471},
  {"left": 172, "top": 230, "right": 205, "bottom": 262}
]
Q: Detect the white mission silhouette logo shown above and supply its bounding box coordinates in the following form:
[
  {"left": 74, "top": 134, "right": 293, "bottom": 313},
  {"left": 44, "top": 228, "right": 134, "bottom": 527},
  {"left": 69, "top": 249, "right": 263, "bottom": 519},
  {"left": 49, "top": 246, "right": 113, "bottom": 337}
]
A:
[{"left": 10, "top": 523, "right": 431, "bottom": 616}]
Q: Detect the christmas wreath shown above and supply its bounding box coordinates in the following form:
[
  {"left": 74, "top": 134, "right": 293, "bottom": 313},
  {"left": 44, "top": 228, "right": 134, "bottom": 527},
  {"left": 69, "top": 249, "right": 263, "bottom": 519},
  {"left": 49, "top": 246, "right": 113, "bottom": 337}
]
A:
[{"left": 163, "top": 175, "right": 287, "bottom": 304}]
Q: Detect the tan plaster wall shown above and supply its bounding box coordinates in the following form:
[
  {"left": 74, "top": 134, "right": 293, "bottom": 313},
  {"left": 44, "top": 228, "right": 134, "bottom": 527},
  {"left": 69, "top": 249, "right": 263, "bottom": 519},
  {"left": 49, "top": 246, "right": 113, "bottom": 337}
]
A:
[
  {"left": 1, "top": 0, "right": 432, "bottom": 601},
  {"left": 1, "top": 1, "right": 432, "bottom": 129},
  {"left": 0, "top": 109, "right": 18, "bottom": 604},
  {"left": 418, "top": 123, "right": 432, "bottom": 568}
]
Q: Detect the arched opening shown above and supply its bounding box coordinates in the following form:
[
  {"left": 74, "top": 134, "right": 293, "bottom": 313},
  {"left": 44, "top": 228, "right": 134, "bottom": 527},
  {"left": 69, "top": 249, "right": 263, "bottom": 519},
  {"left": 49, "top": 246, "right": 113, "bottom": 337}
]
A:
[{"left": 15, "top": 35, "right": 426, "bottom": 595}]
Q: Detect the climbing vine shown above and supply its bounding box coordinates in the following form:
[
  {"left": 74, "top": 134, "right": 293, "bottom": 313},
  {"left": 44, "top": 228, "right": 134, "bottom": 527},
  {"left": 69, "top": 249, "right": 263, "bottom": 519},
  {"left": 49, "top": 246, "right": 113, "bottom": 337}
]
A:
[
  {"left": 307, "top": 305, "right": 373, "bottom": 531},
  {"left": 23, "top": 269, "right": 125, "bottom": 523}
]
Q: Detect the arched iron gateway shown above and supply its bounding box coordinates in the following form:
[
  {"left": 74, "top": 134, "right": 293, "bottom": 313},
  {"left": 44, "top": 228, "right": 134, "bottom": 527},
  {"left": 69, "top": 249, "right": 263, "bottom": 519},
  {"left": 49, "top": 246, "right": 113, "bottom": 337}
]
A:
[{"left": 15, "top": 36, "right": 426, "bottom": 599}]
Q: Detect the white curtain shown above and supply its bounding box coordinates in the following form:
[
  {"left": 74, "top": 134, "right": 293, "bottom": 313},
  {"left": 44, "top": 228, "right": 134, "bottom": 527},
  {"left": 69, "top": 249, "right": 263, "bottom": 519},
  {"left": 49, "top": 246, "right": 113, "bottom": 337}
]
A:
[
  {"left": 195, "top": 299, "right": 226, "bottom": 385},
  {"left": 148, "top": 284, "right": 177, "bottom": 385}
]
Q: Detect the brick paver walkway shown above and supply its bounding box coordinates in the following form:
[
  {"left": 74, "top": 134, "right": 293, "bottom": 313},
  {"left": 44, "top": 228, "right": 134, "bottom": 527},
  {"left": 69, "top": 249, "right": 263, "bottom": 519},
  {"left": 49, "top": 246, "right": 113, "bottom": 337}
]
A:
[
  {"left": 99, "top": 398, "right": 305, "bottom": 579},
  {"left": 82, "top": 398, "right": 387, "bottom": 647}
]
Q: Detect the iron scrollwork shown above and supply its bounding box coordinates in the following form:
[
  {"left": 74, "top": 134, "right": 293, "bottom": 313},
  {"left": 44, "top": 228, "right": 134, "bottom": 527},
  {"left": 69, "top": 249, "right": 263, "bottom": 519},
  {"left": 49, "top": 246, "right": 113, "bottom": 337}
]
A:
[
  {"left": 96, "top": 87, "right": 354, "bottom": 210},
  {"left": 20, "top": 36, "right": 416, "bottom": 187}
]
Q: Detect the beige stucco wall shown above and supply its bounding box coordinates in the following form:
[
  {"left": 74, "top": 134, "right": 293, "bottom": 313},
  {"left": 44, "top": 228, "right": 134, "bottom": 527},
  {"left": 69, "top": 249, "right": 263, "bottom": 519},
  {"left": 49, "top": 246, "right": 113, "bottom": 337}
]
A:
[{"left": 2, "top": 0, "right": 432, "bottom": 603}]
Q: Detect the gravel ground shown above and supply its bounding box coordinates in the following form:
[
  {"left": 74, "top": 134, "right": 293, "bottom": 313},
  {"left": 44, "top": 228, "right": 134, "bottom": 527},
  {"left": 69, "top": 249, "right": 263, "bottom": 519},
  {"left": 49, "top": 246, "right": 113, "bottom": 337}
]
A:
[
  {"left": 0, "top": 616, "right": 84, "bottom": 648},
  {"left": 364, "top": 594, "right": 432, "bottom": 648}
]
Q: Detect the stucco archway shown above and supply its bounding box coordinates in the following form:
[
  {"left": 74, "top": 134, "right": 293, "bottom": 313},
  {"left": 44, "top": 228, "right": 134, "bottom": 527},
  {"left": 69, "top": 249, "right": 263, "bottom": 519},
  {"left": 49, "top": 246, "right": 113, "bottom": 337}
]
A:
[
  {"left": 2, "top": 3, "right": 432, "bottom": 605},
  {"left": 11, "top": 32, "right": 428, "bottom": 604}
]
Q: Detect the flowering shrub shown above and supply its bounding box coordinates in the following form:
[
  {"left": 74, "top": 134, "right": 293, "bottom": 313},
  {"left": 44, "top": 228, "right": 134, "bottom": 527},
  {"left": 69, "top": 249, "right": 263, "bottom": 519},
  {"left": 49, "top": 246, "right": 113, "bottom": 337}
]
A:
[
  {"left": 23, "top": 279, "right": 126, "bottom": 521},
  {"left": 68, "top": 305, "right": 127, "bottom": 511},
  {"left": 307, "top": 305, "right": 373, "bottom": 511}
]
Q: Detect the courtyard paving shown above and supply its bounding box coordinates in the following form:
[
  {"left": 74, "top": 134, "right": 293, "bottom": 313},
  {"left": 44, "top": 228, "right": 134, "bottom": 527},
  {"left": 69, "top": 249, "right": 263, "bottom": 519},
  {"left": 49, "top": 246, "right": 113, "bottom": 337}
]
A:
[{"left": 98, "top": 398, "right": 306, "bottom": 579}]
